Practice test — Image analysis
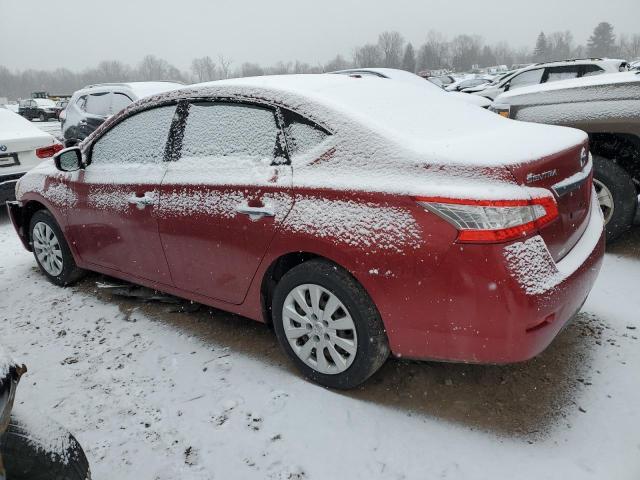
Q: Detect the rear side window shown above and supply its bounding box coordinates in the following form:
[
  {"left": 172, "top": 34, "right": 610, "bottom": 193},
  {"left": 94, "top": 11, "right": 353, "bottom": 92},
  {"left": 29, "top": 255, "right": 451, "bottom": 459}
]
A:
[
  {"left": 91, "top": 105, "right": 176, "bottom": 166},
  {"left": 111, "top": 93, "right": 133, "bottom": 113},
  {"left": 180, "top": 102, "right": 279, "bottom": 163},
  {"left": 545, "top": 66, "right": 580, "bottom": 83},
  {"left": 85, "top": 92, "right": 111, "bottom": 116},
  {"left": 75, "top": 96, "right": 87, "bottom": 110},
  {"left": 582, "top": 65, "right": 605, "bottom": 77},
  {"left": 283, "top": 111, "right": 329, "bottom": 159},
  {"left": 509, "top": 69, "right": 545, "bottom": 89}
]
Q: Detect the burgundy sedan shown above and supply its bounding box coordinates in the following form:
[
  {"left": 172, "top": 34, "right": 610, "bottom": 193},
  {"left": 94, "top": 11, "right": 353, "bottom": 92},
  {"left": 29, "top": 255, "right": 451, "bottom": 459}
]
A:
[{"left": 6, "top": 75, "right": 604, "bottom": 389}]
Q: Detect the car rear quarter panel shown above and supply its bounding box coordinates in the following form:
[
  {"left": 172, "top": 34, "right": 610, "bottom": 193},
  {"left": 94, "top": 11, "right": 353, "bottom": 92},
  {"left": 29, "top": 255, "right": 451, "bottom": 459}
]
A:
[{"left": 260, "top": 187, "right": 460, "bottom": 349}]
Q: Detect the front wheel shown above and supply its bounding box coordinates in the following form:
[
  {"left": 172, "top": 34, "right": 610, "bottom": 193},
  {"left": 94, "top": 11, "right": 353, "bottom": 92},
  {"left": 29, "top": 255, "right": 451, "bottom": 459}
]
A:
[
  {"left": 29, "top": 210, "right": 85, "bottom": 286},
  {"left": 38, "top": 112, "right": 45, "bottom": 122},
  {"left": 593, "top": 155, "right": 637, "bottom": 243},
  {"left": 272, "top": 259, "right": 389, "bottom": 389}
]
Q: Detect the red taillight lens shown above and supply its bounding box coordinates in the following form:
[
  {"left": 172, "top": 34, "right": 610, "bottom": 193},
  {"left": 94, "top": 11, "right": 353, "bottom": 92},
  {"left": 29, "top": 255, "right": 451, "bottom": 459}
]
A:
[
  {"left": 36, "top": 143, "right": 64, "bottom": 159},
  {"left": 415, "top": 195, "right": 559, "bottom": 243}
]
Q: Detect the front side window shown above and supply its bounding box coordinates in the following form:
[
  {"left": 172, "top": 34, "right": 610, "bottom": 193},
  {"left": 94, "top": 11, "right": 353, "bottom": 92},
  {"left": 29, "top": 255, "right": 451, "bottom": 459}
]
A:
[
  {"left": 508, "top": 69, "right": 545, "bottom": 89},
  {"left": 91, "top": 105, "right": 176, "bottom": 166},
  {"left": 545, "top": 66, "right": 580, "bottom": 83},
  {"left": 85, "top": 92, "right": 111, "bottom": 116},
  {"left": 180, "top": 102, "right": 279, "bottom": 163}
]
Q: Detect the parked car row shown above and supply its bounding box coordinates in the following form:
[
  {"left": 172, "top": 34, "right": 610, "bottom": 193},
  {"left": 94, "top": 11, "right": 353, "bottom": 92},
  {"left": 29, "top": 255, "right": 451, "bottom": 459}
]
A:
[
  {"left": 60, "top": 81, "right": 183, "bottom": 146},
  {"left": 7, "top": 73, "right": 604, "bottom": 390},
  {"left": 0, "top": 108, "right": 62, "bottom": 204},
  {"left": 17, "top": 98, "right": 59, "bottom": 121},
  {"left": 464, "top": 58, "right": 630, "bottom": 100},
  {"left": 490, "top": 69, "right": 640, "bottom": 242}
]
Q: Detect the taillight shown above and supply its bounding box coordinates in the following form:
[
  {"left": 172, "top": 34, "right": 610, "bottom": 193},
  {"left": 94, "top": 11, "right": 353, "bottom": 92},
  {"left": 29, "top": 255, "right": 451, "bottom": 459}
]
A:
[
  {"left": 36, "top": 143, "right": 64, "bottom": 159},
  {"left": 489, "top": 103, "right": 511, "bottom": 118},
  {"left": 415, "top": 195, "right": 559, "bottom": 243}
]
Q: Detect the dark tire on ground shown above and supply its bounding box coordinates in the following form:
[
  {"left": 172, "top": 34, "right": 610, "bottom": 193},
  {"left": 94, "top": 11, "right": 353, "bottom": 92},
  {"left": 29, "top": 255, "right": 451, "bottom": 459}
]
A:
[
  {"left": 0, "top": 418, "right": 90, "bottom": 480},
  {"left": 29, "top": 209, "right": 85, "bottom": 286},
  {"left": 272, "top": 259, "right": 390, "bottom": 389},
  {"left": 593, "top": 154, "right": 637, "bottom": 243},
  {"left": 38, "top": 112, "right": 45, "bottom": 122}
]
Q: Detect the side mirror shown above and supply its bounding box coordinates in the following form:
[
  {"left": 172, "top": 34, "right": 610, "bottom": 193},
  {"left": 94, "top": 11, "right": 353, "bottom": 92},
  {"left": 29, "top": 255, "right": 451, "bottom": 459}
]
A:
[
  {"left": 503, "top": 82, "right": 511, "bottom": 92},
  {"left": 54, "top": 147, "right": 83, "bottom": 172}
]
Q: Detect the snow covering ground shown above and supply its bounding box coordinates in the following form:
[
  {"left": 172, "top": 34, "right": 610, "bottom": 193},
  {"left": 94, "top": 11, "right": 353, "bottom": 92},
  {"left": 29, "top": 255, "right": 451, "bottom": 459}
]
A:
[{"left": 1, "top": 211, "right": 639, "bottom": 480}]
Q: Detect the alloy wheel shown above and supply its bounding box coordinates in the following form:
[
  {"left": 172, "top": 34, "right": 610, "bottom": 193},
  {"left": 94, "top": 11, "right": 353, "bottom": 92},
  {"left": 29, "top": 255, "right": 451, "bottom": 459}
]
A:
[
  {"left": 282, "top": 284, "right": 358, "bottom": 375},
  {"left": 33, "top": 222, "right": 64, "bottom": 276},
  {"left": 594, "top": 178, "right": 615, "bottom": 225}
]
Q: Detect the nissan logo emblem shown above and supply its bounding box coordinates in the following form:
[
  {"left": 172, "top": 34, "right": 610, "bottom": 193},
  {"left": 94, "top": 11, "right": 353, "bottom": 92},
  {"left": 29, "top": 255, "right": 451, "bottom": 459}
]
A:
[{"left": 0, "top": 145, "right": 7, "bottom": 152}]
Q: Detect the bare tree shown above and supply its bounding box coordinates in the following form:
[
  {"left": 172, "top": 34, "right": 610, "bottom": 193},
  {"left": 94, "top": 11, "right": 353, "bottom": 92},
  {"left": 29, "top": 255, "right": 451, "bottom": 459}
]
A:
[
  {"left": 620, "top": 34, "right": 640, "bottom": 60},
  {"left": 95, "top": 61, "right": 131, "bottom": 82},
  {"left": 218, "top": 55, "right": 233, "bottom": 79},
  {"left": 191, "top": 56, "right": 217, "bottom": 82},
  {"left": 353, "top": 44, "right": 383, "bottom": 68},
  {"left": 240, "top": 62, "right": 264, "bottom": 77},
  {"left": 323, "top": 54, "right": 352, "bottom": 72},
  {"left": 547, "top": 31, "right": 574, "bottom": 61},
  {"left": 417, "top": 31, "right": 449, "bottom": 71},
  {"left": 378, "top": 31, "right": 405, "bottom": 68},
  {"left": 136, "top": 55, "right": 171, "bottom": 81}
]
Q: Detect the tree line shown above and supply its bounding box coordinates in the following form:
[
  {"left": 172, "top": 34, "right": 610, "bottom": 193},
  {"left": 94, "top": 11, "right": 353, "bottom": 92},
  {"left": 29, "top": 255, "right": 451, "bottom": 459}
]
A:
[{"left": 1, "top": 21, "right": 638, "bottom": 101}]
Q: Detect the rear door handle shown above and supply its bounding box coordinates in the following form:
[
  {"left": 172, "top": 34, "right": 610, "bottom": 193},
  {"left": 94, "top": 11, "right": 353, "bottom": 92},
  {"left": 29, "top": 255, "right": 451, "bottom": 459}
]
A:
[
  {"left": 236, "top": 204, "right": 275, "bottom": 220},
  {"left": 128, "top": 192, "right": 156, "bottom": 209}
]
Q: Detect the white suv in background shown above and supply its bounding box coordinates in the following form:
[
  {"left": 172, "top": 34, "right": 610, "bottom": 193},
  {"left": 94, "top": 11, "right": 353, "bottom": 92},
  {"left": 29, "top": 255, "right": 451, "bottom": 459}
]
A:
[
  {"left": 61, "top": 81, "right": 183, "bottom": 146},
  {"left": 464, "top": 58, "right": 630, "bottom": 100}
]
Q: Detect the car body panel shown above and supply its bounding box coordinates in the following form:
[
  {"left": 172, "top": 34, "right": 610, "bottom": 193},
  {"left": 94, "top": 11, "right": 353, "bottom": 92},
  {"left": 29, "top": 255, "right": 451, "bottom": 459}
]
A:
[{"left": 9, "top": 75, "right": 605, "bottom": 363}]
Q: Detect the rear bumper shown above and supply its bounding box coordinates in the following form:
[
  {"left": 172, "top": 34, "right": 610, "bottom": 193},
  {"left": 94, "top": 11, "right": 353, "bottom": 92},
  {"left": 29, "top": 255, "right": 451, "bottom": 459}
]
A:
[
  {"left": 0, "top": 172, "right": 26, "bottom": 204},
  {"left": 379, "top": 194, "right": 605, "bottom": 364},
  {"left": 5, "top": 201, "right": 31, "bottom": 251}
]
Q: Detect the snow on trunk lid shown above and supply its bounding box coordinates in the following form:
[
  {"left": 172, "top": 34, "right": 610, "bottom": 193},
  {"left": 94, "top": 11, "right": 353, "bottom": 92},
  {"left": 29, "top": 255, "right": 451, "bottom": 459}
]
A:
[{"left": 506, "top": 143, "right": 592, "bottom": 261}]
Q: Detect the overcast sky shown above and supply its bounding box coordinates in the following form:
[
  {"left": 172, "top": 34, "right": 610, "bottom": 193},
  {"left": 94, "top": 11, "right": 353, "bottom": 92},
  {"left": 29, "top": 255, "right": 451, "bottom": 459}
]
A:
[{"left": 1, "top": 0, "right": 638, "bottom": 71}]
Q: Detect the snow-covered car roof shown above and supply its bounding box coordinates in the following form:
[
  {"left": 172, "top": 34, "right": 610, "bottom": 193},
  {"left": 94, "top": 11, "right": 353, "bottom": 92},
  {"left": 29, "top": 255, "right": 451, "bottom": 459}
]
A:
[
  {"left": 330, "top": 68, "right": 492, "bottom": 108},
  {"left": 77, "top": 81, "right": 183, "bottom": 100},
  {"left": 0, "top": 108, "right": 56, "bottom": 144},
  {"left": 33, "top": 98, "right": 56, "bottom": 108},
  {"left": 95, "top": 74, "right": 585, "bottom": 172},
  {"left": 496, "top": 71, "right": 640, "bottom": 102}
]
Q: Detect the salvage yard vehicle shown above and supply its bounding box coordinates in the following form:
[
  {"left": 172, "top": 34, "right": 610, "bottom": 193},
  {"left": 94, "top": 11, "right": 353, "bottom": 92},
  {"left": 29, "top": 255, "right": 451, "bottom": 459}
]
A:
[
  {"left": 445, "top": 77, "right": 492, "bottom": 92},
  {"left": 465, "top": 58, "right": 630, "bottom": 100},
  {"left": 18, "top": 98, "right": 58, "bottom": 121},
  {"left": 0, "top": 108, "right": 62, "bottom": 203},
  {"left": 6, "top": 74, "right": 604, "bottom": 389},
  {"left": 61, "top": 81, "right": 183, "bottom": 146},
  {"left": 0, "top": 345, "right": 90, "bottom": 479},
  {"left": 490, "top": 71, "right": 640, "bottom": 242},
  {"left": 331, "top": 68, "right": 491, "bottom": 107}
]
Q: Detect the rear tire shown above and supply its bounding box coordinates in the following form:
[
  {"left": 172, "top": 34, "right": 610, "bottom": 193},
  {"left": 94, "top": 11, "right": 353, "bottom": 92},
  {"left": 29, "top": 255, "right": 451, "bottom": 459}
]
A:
[
  {"left": 272, "top": 259, "right": 389, "bottom": 389},
  {"left": 29, "top": 210, "right": 85, "bottom": 286},
  {"left": 593, "top": 155, "right": 637, "bottom": 243},
  {"left": 38, "top": 112, "right": 45, "bottom": 122},
  {"left": 0, "top": 417, "right": 90, "bottom": 480}
]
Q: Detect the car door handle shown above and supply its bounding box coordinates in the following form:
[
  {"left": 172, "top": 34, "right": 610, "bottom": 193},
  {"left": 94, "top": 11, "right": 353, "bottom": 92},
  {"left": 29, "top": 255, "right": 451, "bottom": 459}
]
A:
[
  {"left": 236, "top": 204, "right": 275, "bottom": 220},
  {"left": 128, "top": 192, "right": 156, "bottom": 209}
]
